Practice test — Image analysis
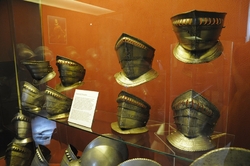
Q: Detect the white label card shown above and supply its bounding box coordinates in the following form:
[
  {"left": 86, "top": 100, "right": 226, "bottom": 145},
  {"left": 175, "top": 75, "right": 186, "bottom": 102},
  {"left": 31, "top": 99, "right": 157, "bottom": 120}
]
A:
[{"left": 68, "top": 89, "right": 99, "bottom": 128}]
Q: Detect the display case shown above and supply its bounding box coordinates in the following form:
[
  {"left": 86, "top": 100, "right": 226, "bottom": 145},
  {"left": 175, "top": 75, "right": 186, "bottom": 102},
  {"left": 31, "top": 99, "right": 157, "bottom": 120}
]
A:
[{"left": 0, "top": 0, "right": 250, "bottom": 165}]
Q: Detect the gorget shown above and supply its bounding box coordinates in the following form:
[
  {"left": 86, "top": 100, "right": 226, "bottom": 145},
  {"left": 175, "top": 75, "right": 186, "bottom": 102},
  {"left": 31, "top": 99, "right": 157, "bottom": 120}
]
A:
[
  {"left": 44, "top": 86, "right": 72, "bottom": 120},
  {"left": 21, "top": 81, "right": 44, "bottom": 112},
  {"left": 22, "top": 61, "right": 56, "bottom": 85},
  {"left": 171, "top": 10, "right": 226, "bottom": 64},
  {"left": 12, "top": 113, "right": 32, "bottom": 140},
  {"left": 114, "top": 68, "right": 158, "bottom": 87},
  {"left": 173, "top": 41, "right": 223, "bottom": 64},
  {"left": 56, "top": 55, "right": 85, "bottom": 89},
  {"left": 114, "top": 33, "right": 158, "bottom": 87},
  {"left": 167, "top": 131, "right": 215, "bottom": 152}
]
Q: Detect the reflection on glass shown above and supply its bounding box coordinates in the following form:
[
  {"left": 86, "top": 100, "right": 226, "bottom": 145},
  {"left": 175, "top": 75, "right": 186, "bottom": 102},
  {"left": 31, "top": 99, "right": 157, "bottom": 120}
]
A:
[{"left": 31, "top": 116, "right": 56, "bottom": 146}]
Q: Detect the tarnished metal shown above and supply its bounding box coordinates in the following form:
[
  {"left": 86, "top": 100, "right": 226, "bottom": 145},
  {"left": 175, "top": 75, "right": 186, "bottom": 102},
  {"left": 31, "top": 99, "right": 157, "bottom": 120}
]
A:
[
  {"left": 56, "top": 55, "right": 85, "bottom": 92},
  {"left": 167, "top": 89, "right": 220, "bottom": 151},
  {"left": 5, "top": 140, "right": 35, "bottom": 166},
  {"left": 116, "top": 91, "right": 151, "bottom": 130},
  {"left": 171, "top": 10, "right": 226, "bottom": 63},
  {"left": 190, "top": 147, "right": 250, "bottom": 166},
  {"left": 11, "top": 113, "right": 33, "bottom": 140},
  {"left": 22, "top": 61, "right": 56, "bottom": 85},
  {"left": 21, "top": 81, "right": 44, "bottom": 112},
  {"left": 114, "top": 33, "right": 158, "bottom": 87},
  {"left": 31, "top": 145, "right": 51, "bottom": 166},
  {"left": 44, "top": 86, "right": 72, "bottom": 120}
]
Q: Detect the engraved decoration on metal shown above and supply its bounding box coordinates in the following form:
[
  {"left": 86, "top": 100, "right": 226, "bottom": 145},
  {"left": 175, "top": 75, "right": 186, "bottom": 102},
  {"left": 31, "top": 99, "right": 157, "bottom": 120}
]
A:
[
  {"left": 190, "top": 147, "right": 250, "bottom": 166},
  {"left": 55, "top": 55, "right": 85, "bottom": 92},
  {"left": 114, "top": 33, "right": 158, "bottom": 87},
  {"left": 44, "top": 86, "right": 72, "bottom": 120},
  {"left": 111, "top": 91, "right": 151, "bottom": 134},
  {"left": 171, "top": 10, "right": 226, "bottom": 63},
  {"left": 167, "top": 89, "right": 220, "bottom": 151}
]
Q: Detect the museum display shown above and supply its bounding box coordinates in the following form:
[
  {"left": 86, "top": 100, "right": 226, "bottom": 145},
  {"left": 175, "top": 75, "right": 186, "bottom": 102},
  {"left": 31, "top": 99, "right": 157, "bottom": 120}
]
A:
[
  {"left": 44, "top": 86, "right": 72, "bottom": 120},
  {"left": 21, "top": 81, "right": 44, "bottom": 112},
  {"left": 55, "top": 55, "right": 86, "bottom": 92},
  {"left": 5, "top": 113, "right": 35, "bottom": 166},
  {"left": 111, "top": 91, "right": 151, "bottom": 134},
  {"left": 167, "top": 89, "right": 220, "bottom": 151},
  {"left": 190, "top": 147, "right": 250, "bottom": 166},
  {"left": 22, "top": 60, "right": 56, "bottom": 85},
  {"left": 171, "top": 10, "right": 226, "bottom": 63},
  {"left": 114, "top": 33, "right": 158, "bottom": 87},
  {"left": 118, "top": 158, "right": 161, "bottom": 166},
  {"left": 30, "top": 145, "right": 51, "bottom": 166}
]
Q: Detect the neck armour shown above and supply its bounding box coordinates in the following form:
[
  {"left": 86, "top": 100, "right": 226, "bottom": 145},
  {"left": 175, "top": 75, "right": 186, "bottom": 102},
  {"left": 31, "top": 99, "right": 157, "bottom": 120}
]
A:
[
  {"left": 167, "top": 89, "right": 220, "bottom": 151},
  {"left": 171, "top": 10, "right": 226, "bottom": 63},
  {"left": 5, "top": 141, "right": 35, "bottom": 166},
  {"left": 56, "top": 55, "right": 85, "bottom": 92},
  {"left": 21, "top": 81, "right": 44, "bottom": 112},
  {"left": 30, "top": 145, "right": 51, "bottom": 166},
  {"left": 114, "top": 33, "right": 158, "bottom": 87},
  {"left": 116, "top": 91, "right": 151, "bottom": 130},
  {"left": 22, "top": 61, "right": 56, "bottom": 85},
  {"left": 44, "top": 86, "right": 72, "bottom": 120},
  {"left": 11, "top": 113, "right": 33, "bottom": 140}
]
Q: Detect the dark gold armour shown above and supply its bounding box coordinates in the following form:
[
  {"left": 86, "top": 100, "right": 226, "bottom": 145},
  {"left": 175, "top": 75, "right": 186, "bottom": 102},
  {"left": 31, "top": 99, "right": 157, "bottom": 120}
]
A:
[
  {"left": 113, "top": 91, "right": 151, "bottom": 133},
  {"left": 22, "top": 61, "right": 56, "bottom": 85},
  {"left": 44, "top": 86, "right": 72, "bottom": 120},
  {"left": 167, "top": 90, "right": 220, "bottom": 151},
  {"left": 171, "top": 10, "right": 226, "bottom": 63},
  {"left": 56, "top": 55, "right": 86, "bottom": 92},
  {"left": 114, "top": 33, "right": 158, "bottom": 87},
  {"left": 21, "top": 81, "right": 44, "bottom": 112}
]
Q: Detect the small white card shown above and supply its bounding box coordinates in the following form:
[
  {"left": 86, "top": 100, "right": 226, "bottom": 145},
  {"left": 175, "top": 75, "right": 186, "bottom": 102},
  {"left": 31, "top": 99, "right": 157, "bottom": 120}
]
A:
[{"left": 68, "top": 89, "right": 99, "bottom": 128}]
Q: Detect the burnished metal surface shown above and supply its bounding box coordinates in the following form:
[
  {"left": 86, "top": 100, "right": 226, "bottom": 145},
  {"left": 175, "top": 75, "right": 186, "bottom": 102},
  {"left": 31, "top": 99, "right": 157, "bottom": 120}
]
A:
[
  {"left": 56, "top": 55, "right": 85, "bottom": 92},
  {"left": 60, "top": 144, "right": 80, "bottom": 166},
  {"left": 11, "top": 113, "right": 32, "bottom": 140},
  {"left": 22, "top": 61, "right": 56, "bottom": 85},
  {"left": 44, "top": 86, "right": 72, "bottom": 119},
  {"left": 83, "top": 134, "right": 128, "bottom": 162},
  {"left": 21, "top": 81, "right": 44, "bottom": 112},
  {"left": 167, "top": 89, "right": 220, "bottom": 151},
  {"left": 114, "top": 33, "right": 158, "bottom": 87},
  {"left": 31, "top": 145, "right": 51, "bottom": 166},
  {"left": 116, "top": 91, "right": 151, "bottom": 130},
  {"left": 171, "top": 10, "right": 226, "bottom": 63},
  {"left": 118, "top": 158, "right": 161, "bottom": 166},
  {"left": 81, "top": 145, "right": 124, "bottom": 166},
  {"left": 190, "top": 147, "right": 250, "bottom": 166}
]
